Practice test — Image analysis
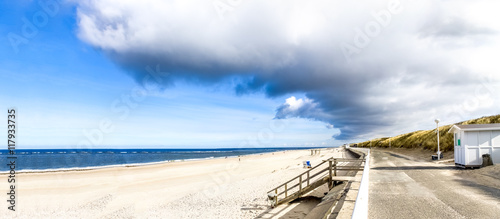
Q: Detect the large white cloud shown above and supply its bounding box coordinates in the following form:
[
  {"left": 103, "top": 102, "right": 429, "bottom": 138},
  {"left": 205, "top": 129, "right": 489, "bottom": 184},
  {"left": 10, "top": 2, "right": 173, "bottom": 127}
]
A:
[{"left": 76, "top": 0, "right": 500, "bottom": 140}]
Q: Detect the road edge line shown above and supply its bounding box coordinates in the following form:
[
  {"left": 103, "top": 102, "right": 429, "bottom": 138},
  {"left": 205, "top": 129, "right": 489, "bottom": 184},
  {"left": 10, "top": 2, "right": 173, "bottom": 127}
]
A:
[{"left": 351, "top": 149, "right": 370, "bottom": 219}]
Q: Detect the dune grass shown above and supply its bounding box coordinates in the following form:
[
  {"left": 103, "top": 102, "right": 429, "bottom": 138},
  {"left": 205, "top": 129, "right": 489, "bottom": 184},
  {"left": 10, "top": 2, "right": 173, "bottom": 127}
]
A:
[{"left": 356, "top": 114, "right": 500, "bottom": 152}]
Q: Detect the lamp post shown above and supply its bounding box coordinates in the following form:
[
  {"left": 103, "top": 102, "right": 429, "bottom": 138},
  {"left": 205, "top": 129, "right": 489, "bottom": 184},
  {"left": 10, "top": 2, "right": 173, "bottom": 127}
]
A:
[{"left": 435, "top": 119, "right": 440, "bottom": 160}]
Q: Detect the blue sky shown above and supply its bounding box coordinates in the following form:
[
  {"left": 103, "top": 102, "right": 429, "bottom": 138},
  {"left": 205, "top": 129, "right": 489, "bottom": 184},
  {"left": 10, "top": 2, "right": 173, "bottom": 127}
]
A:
[
  {"left": 0, "top": 1, "right": 340, "bottom": 148},
  {"left": 1, "top": 0, "right": 499, "bottom": 148}
]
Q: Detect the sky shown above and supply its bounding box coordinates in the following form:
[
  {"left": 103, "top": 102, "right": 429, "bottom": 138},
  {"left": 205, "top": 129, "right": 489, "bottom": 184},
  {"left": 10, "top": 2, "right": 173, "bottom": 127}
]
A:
[{"left": 1, "top": 0, "right": 499, "bottom": 149}]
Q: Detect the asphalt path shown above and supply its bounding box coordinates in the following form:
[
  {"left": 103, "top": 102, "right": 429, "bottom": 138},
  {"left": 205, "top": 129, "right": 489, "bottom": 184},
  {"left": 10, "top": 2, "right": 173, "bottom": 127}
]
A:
[{"left": 369, "top": 149, "right": 500, "bottom": 219}]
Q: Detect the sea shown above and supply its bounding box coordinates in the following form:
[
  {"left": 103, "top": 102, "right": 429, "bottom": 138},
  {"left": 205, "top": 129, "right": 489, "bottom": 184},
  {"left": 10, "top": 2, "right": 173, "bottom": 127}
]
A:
[{"left": 0, "top": 147, "right": 324, "bottom": 172}]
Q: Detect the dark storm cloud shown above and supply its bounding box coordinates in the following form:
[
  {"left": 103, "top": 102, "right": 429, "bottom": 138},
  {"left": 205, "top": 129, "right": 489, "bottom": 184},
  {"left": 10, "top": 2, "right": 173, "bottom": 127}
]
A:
[{"left": 76, "top": 0, "right": 500, "bottom": 140}]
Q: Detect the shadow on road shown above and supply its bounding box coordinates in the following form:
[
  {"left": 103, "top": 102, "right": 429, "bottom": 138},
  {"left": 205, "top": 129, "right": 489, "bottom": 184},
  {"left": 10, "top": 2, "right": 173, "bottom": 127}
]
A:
[
  {"left": 387, "top": 153, "right": 411, "bottom": 160},
  {"left": 454, "top": 178, "right": 500, "bottom": 202}
]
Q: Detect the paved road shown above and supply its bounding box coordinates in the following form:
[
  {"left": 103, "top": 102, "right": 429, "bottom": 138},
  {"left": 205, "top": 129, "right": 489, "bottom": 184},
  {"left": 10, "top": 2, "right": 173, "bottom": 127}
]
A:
[{"left": 369, "top": 149, "right": 500, "bottom": 219}]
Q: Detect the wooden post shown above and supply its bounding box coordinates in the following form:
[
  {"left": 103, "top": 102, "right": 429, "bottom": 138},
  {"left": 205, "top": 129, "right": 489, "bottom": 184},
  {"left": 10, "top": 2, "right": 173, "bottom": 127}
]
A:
[
  {"left": 275, "top": 188, "right": 278, "bottom": 204},
  {"left": 285, "top": 183, "right": 287, "bottom": 197},
  {"left": 299, "top": 175, "right": 302, "bottom": 192},
  {"left": 328, "top": 160, "right": 333, "bottom": 188},
  {"left": 307, "top": 171, "right": 310, "bottom": 186},
  {"left": 334, "top": 159, "right": 337, "bottom": 176}
]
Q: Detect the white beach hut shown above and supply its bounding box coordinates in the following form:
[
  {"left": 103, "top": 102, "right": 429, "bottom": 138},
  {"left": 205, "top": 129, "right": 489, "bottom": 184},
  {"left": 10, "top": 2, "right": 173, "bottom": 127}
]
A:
[{"left": 448, "top": 124, "right": 500, "bottom": 167}]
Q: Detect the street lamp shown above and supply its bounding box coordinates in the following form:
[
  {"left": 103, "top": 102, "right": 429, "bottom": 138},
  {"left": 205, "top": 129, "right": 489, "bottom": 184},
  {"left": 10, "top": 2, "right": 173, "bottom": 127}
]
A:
[{"left": 435, "top": 119, "right": 440, "bottom": 160}]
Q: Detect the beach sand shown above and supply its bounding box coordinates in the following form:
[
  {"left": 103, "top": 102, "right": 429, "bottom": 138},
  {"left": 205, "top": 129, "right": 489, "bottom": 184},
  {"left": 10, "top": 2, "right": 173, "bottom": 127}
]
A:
[{"left": 1, "top": 148, "right": 344, "bottom": 218}]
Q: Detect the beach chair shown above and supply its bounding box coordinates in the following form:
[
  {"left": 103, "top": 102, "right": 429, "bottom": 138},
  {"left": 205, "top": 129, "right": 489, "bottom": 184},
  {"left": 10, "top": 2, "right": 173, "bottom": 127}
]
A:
[{"left": 303, "top": 161, "right": 312, "bottom": 168}]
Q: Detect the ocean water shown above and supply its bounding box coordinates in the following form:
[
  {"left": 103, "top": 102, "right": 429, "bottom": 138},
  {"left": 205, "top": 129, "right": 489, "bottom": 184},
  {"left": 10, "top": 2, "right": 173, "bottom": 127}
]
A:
[{"left": 0, "top": 147, "right": 323, "bottom": 172}]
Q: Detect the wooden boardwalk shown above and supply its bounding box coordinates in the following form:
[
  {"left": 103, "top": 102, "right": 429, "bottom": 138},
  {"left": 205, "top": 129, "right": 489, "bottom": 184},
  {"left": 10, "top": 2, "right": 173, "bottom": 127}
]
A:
[{"left": 267, "top": 158, "right": 365, "bottom": 207}]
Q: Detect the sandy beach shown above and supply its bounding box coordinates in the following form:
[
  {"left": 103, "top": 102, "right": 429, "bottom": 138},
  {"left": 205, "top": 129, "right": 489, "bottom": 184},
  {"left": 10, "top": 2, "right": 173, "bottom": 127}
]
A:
[{"left": 1, "top": 148, "right": 344, "bottom": 218}]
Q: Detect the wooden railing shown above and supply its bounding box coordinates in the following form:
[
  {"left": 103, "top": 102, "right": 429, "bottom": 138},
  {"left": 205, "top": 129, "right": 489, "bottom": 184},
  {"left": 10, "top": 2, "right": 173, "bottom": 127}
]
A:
[{"left": 267, "top": 158, "right": 365, "bottom": 207}]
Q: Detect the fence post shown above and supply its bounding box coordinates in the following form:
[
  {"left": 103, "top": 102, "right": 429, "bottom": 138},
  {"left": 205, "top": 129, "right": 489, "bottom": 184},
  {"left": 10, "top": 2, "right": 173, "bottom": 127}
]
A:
[
  {"left": 285, "top": 183, "right": 287, "bottom": 197},
  {"left": 275, "top": 188, "right": 278, "bottom": 204},
  {"left": 334, "top": 159, "right": 337, "bottom": 176},
  {"left": 299, "top": 175, "right": 302, "bottom": 192},
  {"left": 307, "top": 171, "right": 310, "bottom": 186},
  {"left": 329, "top": 160, "right": 333, "bottom": 188}
]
